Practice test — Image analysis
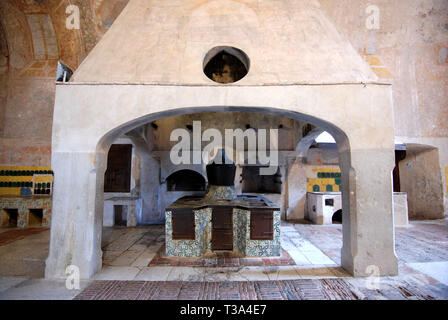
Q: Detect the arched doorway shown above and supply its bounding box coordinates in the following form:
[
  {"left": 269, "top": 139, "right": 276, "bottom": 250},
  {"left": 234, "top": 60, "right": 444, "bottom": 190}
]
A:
[
  {"left": 166, "top": 170, "right": 206, "bottom": 192},
  {"left": 45, "top": 84, "right": 398, "bottom": 280},
  {"left": 332, "top": 209, "right": 343, "bottom": 224},
  {"left": 95, "top": 107, "right": 351, "bottom": 278}
]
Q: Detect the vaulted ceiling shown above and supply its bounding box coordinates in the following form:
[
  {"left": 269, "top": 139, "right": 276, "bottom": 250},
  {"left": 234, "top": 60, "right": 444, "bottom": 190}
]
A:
[{"left": 0, "top": 0, "right": 129, "bottom": 78}]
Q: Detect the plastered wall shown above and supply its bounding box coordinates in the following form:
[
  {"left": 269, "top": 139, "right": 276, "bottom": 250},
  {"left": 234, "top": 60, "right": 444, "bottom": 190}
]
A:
[
  {"left": 399, "top": 146, "right": 445, "bottom": 219},
  {"left": 0, "top": 0, "right": 445, "bottom": 217},
  {"left": 0, "top": 0, "right": 446, "bottom": 164}
]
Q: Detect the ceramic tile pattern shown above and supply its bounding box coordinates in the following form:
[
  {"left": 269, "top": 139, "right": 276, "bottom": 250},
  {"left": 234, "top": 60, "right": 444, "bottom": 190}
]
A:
[
  {"left": 150, "top": 246, "right": 295, "bottom": 267},
  {"left": 245, "top": 210, "right": 281, "bottom": 257},
  {"left": 204, "top": 185, "right": 236, "bottom": 200},
  {"left": 165, "top": 208, "right": 212, "bottom": 257},
  {"left": 0, "top": 197, "right": 51, "bottom": 228},
  {"left": 233, "top": 208, "right": 248, "bottom": 255},
  {"left": 74, "top": 276, "right": 448, "bottom": 300},
  {"left": 0, "top": 167, "right": 53, "bottom": 196},
  {"left": 307, "top": 168, "right": 341, "bottom": 192},
  {"left": 166, "top": 208, "right": 281, "bottom": 258}
]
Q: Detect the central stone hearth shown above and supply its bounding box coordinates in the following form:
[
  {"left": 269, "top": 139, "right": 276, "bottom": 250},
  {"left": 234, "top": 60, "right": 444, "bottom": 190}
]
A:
[
  {"left": 165, "top": 194, "right": 281, "bottom": 258},
  {"left": 165, "top": 150, "right": 281, "bottom": 258}
]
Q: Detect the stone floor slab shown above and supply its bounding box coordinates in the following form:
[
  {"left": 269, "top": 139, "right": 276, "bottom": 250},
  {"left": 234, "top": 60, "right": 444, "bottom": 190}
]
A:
[
  {"left": 407, "top": 261, "right": 448, "bottom": 286},
  {"left": 134, "top": 266, "right": 173, "bottom": 281},
  {"left": 94, "top": 266, "right": 141, "bottom": 281}
]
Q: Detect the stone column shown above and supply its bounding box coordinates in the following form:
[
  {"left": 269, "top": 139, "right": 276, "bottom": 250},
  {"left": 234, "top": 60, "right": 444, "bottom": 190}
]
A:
[
  {"left": 127, "top": 203, "right": 137, "bottom": 227},
  {"left": 103, "top": 200, "right": 114, "bottom": 227},
  {"left": 340, "top": 148, "right": 398, "bottom": 277},
  {"left": 127, "top": 133, "right": 162, "bottom": 224},
  {"left": 45, "top": 151, "right": 106, "bottom": 279},
  {"left": 234, "top": 166, "right": 243, "bottom": 194}
]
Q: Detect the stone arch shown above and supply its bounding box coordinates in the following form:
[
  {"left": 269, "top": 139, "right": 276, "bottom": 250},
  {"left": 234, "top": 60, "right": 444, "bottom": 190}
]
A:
[
  {"left": 161, "top": 165, "right": 207, "bottom": 185},
  {"left": 295, "top": 127, "right": 326, "bottom": 159},
  {"left": 332, "top": 209, "right": 343, "bottom": 224},
  {"left": 45, "top": 83, "right": 398, "bottom": 280},
  {"left": 166, "top": 169, "right": 206, "bottom": 192}
]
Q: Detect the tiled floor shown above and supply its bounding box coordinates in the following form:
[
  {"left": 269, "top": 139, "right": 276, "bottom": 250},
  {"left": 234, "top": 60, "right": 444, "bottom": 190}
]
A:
[
  {"left": 407, "top": 262, "right": 448, "bottom": 286},
  {"left": 74, "top": 275, "right": 448, "bottom": 300},
  {"left": 0, "top": 227, "right": 49, "bottom": 246},
  {"left": 97, "top": 224, "right": 341, "bottom": 282},
  {"left": 0, "top": 227, "right": 50, "bottom": 278},
  {"left": 148, "top": 247, "right": 295, "bottom": 267},
  {"left": 0, "top": 218, "right": 447, "bottom": 299},
  {"left": 74, "top": 279, "right": 358, "bottom": 300}
]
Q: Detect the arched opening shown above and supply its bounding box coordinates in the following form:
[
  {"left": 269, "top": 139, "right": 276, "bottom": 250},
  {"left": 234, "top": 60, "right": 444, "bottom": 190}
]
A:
[
  {"left": 203, "top": 46, "right": 250, "bottom": 83},
  {"left": 332, "top": 209, "right": 342, "bottom": 224},
  {"left": 89, "top": 106, "right": 353, "bottom": 280},
  {"left": 166, "top": 170, "right": 206, "bottom": 192}
]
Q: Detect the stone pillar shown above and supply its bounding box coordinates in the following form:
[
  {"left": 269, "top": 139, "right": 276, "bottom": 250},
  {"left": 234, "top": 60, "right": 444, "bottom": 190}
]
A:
[
  {"left": 140, "top": 155, "right": 162, "bottom": 224},
  {"left": 103, "top": 200, "right": 114, "bottom": 227},
  {"left": 235, "top": 166, "right": 243, "bottom": 194},
  {"left": 340, "top": 148, "right": 398, "bottom": 277},
  {"left": 45, "top": 151, "right": 106, "bottom": 279},
  {"left": 127, "top": 204, "right": 137, "bottom": 227},
  {"left": 393, "top": 193, "right": 409, "bottom": 226},
  {"left": 128, "top": 134, "right": 162, "bottom": 224}
]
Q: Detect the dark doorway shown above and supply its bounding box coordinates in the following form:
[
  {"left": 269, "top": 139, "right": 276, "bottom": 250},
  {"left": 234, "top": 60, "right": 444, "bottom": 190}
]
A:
[
  {"left": 166, "top": 170, "right": 206, "bottom": 192},
  {"left": 332, "top": 209, "right": 342, "bottom": 224},
  {"left": 28, "top": 209, "right": 43, "bottom": 227},
  {"left": 1, "top": 209, "right": 18, "bottom": 227},
  {"left": 211, "top": 207, "right": 233, "bottom": 251},
  {"left": 393, "top": 149, "right": 407, "bottom": 192},
  {"left": 242, "top": 166, "right": 282, "bottom": 194},
  {"left": 114, "top": 205, "right": 127, "bottom": 226},
  {"left": 104, "top": 144, "right": 132, "bottom": 192}
]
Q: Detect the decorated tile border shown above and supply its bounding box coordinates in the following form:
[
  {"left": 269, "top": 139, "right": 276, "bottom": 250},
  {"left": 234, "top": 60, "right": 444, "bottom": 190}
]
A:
[
  {"left": 233, "top": 208, "right": 248, "bottom": 255},
  {"left": 0, "top": 166, "right": 53, "bottom": 196},
  {"left": 307, "top": 168, "right": 341, "bottom": 192},
  {"left": 205, "top": 186, "right": 236, "bottom": 200}
]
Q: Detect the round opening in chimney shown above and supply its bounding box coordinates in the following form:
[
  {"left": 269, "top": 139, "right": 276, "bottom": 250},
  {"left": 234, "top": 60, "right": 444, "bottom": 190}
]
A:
[{"left": 203, "top": 46, "right": 250, "bottom": 84}]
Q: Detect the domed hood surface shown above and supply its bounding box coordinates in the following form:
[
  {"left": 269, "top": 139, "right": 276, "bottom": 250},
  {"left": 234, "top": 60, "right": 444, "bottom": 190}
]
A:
[
  {"left": 72, "top": 0, "right": 377, "bottom": 84},
  {"left": 206, "top": 149, "right": 236, "bottom": 186}
]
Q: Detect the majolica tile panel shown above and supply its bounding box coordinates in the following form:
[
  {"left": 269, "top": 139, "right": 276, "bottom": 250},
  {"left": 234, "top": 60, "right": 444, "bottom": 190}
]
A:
[
  {"left": 233, "top": 208, "right": 248, "bottom": 255},
  {"left": 245, "top": 211, "right": 281, "bottom": 257},
  {"left": 166, "top": 207, "right": 281, "bottom": 258},
  {"left": 0, "top": 196, "right": 52, "bottom": 228},
  {"left": 165, "top": 208, "right": 212, "bottom": 257}
]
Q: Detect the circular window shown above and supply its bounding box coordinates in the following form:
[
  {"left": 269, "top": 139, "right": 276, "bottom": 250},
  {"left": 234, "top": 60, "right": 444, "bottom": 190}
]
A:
[{"left": 203, "top": 46, "right": 250, "bottom": 84}]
